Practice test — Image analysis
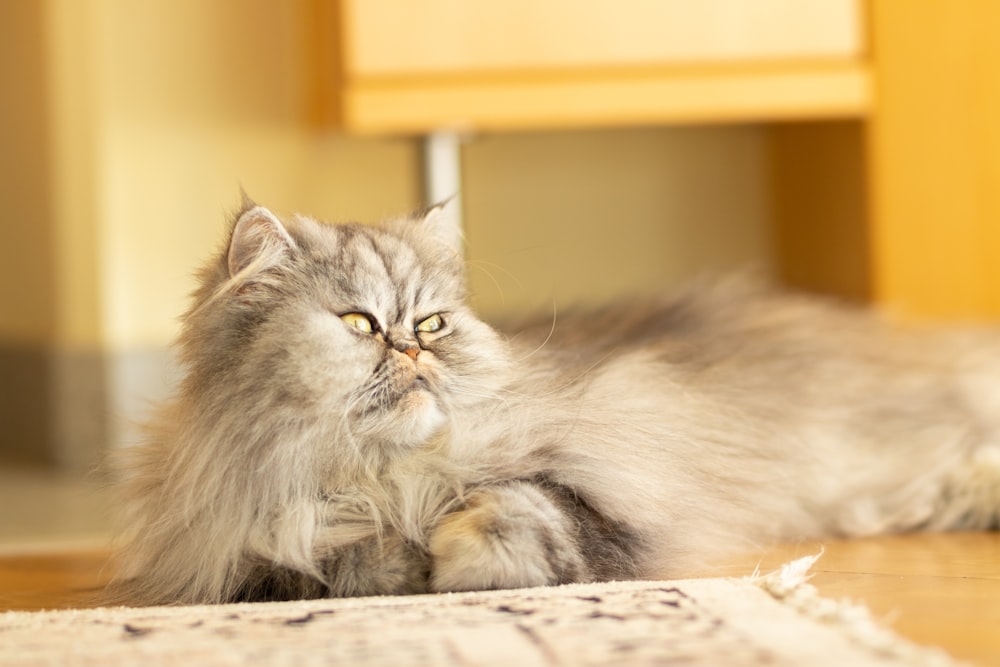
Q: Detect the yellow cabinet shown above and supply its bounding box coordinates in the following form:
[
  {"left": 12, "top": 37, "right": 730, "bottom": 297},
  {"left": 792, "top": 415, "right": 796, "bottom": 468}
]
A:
[
  {"left": 313, "top": 0, "right": 1000, "bottom": 321},
  {"left": 316, "top": 0, "right": 869, "bottom": 133}
]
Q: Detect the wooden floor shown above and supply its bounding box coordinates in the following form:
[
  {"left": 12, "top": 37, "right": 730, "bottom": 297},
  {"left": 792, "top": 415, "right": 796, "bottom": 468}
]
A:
[
  {"left": 1, "top": 533, "right": 998, "bottom": 666},
  {"left": 713, "top": 532, "right": 1000, "bottom": 667},
  {"left": 0, "top": 548, "right": 112, "bottom": 612}
]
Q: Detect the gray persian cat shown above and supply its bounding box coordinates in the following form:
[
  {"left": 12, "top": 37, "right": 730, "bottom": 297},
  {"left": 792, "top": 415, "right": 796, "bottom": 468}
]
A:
[{"left": 111, "top": 197, "right": 1000, "bottom": 605}]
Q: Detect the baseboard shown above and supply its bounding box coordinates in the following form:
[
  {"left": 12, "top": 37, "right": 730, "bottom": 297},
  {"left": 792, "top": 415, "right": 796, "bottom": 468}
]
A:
[
  {"left": 0, "top": 343, "right": 179, "bottom": 471},
  {"left": 0, "top": 343, "right": 58, "bottom": 466}
]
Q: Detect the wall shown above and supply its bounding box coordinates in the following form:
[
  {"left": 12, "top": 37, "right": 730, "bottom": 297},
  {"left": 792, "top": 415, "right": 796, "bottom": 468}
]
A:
[
  {"left": 463, "top": 128, "right": 771, "bottom": 317},
  {"left": 0, "top": 0, "right": 774, "bottom": 468}
]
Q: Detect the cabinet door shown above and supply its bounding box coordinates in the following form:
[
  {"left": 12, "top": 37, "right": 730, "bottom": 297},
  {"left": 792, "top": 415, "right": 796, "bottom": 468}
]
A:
[
  {"left": 344, "top": 0, "right": 864, "bottom": 75},
  {"left": 318, "top": 0, "right": 868, "bottom": 133}
]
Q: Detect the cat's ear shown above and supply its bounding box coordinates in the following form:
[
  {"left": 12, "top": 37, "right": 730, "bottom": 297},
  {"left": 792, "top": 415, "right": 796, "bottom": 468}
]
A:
[
  {"left": 416, "top": 197, "right": 463, "bottom": 255},
  {"left": 227, "top": 204, "right": 296, "bottom": 278}
]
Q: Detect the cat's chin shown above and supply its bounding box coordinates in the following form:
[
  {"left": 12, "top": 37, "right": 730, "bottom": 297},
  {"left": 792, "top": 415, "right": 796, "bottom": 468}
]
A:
[
  {"left": 375, "top": 388, "right": 447, "bottom": 448},
  {"left": 399, "top": 390, "right": 447, "bottom": 446}
]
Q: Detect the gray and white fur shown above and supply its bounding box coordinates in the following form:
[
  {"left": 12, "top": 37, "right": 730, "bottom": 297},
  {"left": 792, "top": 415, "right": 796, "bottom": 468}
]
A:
[{"left": 110, "top": 198, "right": 1000, "bottom": 605}]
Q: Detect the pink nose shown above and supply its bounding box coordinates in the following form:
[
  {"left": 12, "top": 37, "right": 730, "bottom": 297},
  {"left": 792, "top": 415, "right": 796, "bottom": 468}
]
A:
[{"left": 403, "top": 346, "right": 420, "bottom": 360}]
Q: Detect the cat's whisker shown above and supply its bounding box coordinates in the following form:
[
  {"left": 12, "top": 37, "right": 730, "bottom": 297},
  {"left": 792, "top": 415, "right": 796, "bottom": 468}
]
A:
[
  {"left": 512, "top": 300, "right": 559, "bottom": 363},
  {"left": 444, "top": 381, "right": 522, "bottom": 403},
  {"left": 464, "top": 259, "right": 524, "bottom": 303},
  {"left": 465, "top": 258, "right": 523, "bottom": 288},
  {"left": 449, "top": 391, "right": 508, "bottom": 403},
  {"left": 336, "top": 393, "right": 373, "bottom": 462}
]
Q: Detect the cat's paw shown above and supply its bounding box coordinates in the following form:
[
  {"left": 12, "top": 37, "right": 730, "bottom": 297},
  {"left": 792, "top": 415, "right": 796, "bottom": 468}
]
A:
[
  {"left": 428, "top": 482, "right": 586, "bottom": 592},
  {"left": 319, "top": 532, "right": 430, "bottom": 597}
]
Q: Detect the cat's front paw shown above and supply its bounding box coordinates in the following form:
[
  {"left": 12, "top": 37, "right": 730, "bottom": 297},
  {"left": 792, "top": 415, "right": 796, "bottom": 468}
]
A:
[
  {"left": 428, "top": 482, "right": 586, "bottom": 592},
  {"left": 319, "top": 532, "right": 430, "bottom": 597}
]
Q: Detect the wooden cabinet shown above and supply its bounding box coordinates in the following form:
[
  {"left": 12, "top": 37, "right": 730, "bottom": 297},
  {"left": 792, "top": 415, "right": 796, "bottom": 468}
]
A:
[
  {"left": 312, "top": 0, "right": 1000, "bottom": 321},
  {"left": 344, "top": 1, "right": 862, "bottom": 74},
  {"left": 316, "top": 0, "right": 869, "bottom": 133}
]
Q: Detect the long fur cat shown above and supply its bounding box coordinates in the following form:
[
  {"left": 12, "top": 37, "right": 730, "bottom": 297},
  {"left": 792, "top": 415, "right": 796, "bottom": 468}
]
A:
[{"left": 110, "top": 197, "right": 1000, "bottom": 605}]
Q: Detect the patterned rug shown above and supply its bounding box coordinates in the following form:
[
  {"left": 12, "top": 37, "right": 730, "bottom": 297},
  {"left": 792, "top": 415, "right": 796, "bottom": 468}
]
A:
[{"left": 0, "top": 555, "right": 961, "bottom": 667}]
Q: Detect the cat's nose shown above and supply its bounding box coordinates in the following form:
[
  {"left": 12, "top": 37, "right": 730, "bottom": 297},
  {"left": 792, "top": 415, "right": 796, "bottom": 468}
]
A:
[{"left": 393, "top": 340, "right": 420, "bottom": 360}]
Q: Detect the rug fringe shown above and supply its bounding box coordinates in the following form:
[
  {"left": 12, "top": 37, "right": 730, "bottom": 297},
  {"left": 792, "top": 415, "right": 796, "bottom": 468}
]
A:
[{"left": 749, "top": 552, "right": 965, "bottom": 667}]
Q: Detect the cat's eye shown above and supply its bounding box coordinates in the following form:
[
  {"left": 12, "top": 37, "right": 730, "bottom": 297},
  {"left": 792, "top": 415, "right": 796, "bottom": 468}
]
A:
[
  {"left": 341, "top": 312, "right": 375, "bottom": 334},
  {"left": 415, "top": 314, "right": 444, "bottom": 334}
]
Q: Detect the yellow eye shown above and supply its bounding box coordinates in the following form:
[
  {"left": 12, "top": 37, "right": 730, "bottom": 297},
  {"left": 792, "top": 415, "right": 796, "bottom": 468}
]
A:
[
  {"left": 415, "top": 314, "right": 443, "bottom": 334},
  {"left": 340, "top": 312, "right": 374, "bottom": 334}
]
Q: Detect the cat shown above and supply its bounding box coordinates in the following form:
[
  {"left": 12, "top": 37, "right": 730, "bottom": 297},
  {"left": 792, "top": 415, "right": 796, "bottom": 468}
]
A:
[{"left": 109, "top": 196, "right": 1000, "bottom": 606}]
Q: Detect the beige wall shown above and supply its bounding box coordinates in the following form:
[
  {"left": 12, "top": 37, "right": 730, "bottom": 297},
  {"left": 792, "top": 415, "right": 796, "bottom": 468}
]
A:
[
  {"left": 69, "top": 0, "right": 424, "bottom": 350},
  {"left": 0, "top": 0, "right": 774, "bottom": 465},
  {"left": 463, "top": 128, "right": 771, "bottom": 318}
]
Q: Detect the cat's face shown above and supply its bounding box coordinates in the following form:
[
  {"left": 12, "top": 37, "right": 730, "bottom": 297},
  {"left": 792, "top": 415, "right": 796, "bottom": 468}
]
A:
[{"left": 185, "top": 202, "right": 510, "bottom": 459}]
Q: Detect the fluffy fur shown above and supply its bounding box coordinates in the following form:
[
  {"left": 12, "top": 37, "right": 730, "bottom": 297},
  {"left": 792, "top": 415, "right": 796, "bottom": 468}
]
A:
[{"left": 110, "top": 198, "right": 1000, "bottom": 605}]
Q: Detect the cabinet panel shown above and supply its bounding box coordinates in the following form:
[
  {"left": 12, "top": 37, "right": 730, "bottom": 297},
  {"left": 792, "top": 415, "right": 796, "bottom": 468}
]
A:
[
  {"left": 342, "top": 64, "right": 870, "bottom": 134},
  {"left": 867, "top": 1, "right": 1000, "bottom": 318},
  {"left": 343, "top": 0, "right": 864, "bottom": 75},
  {"left": 319, "top": 0, "right": 869, "bottom": 134}
]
